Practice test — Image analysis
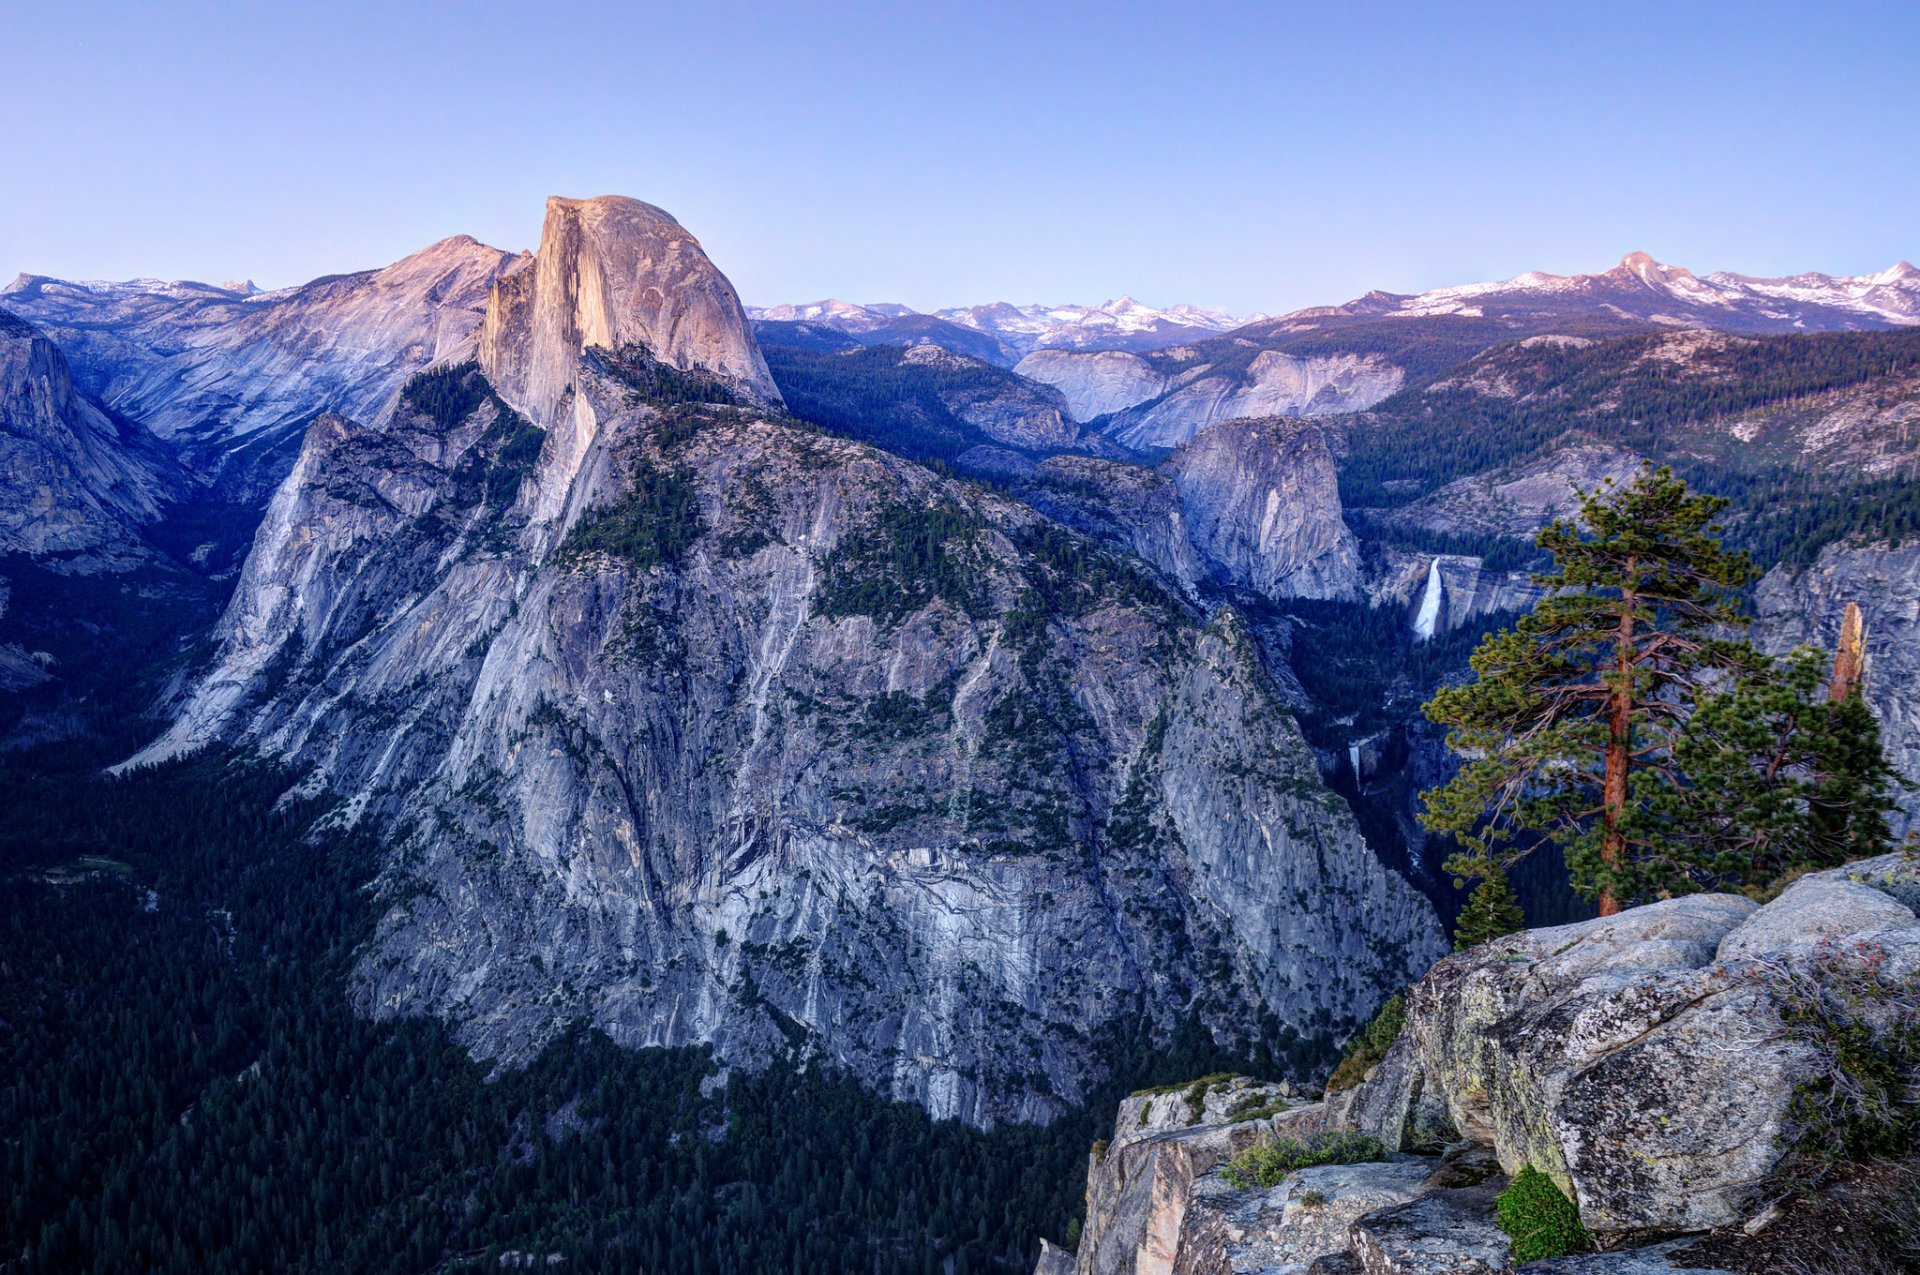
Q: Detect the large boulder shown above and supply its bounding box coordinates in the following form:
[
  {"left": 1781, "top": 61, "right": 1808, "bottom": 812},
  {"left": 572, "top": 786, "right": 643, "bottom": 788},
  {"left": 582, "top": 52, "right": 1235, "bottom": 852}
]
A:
[
  {"left": 1334, "top": 855, "right": 1920, "bottom": 1232},
  {"left": 1346, "top": 1183, "right": 1511, "bottom": 1275},
  {"left": 1076, "top": 1079, "right": 1311, "bottom": 1275},
  {"left": 1171, "top": 1159, "right": 1435, "bottom": 1274}
]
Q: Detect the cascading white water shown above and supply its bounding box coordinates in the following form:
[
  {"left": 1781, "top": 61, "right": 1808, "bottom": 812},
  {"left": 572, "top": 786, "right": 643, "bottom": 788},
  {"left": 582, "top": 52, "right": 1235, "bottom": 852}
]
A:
[
  {"left": 1412, "top": 556, "right": 1444, "bottom": 640},
  {"left": 1349, "top": 742, "right": 1362, "bottom": 780}
]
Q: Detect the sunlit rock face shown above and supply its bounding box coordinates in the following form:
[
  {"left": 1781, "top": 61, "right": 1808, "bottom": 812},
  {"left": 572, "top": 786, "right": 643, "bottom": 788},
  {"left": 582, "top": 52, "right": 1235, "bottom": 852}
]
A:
[
  {"left": 479, "top": 194, "right": 779, "bottom": 429},
  {"left": 133, "top": 195, "right": 1445, "bottom": 1128},
  {"left": 4, "top": 235, "right": 520, "bottom": 495}
]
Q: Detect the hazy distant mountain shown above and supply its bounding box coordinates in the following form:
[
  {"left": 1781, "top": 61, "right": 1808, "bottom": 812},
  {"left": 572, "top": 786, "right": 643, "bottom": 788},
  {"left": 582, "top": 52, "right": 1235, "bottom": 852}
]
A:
[
  {"left": 1250, "top": 252, "right": 1920, "bottom": 336},
  {"left": 749, "top": 296, "right": 1257, "bottom": 359},
  {"left": 751, "top": 302, "right": 1021, "bottom": 367}
]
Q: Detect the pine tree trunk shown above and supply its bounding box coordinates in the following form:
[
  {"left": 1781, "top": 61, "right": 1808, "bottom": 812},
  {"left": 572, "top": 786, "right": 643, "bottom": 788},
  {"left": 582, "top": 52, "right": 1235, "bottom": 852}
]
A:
[{"left": 1599, "top": 584, "right": 1636, "bottom": 916}]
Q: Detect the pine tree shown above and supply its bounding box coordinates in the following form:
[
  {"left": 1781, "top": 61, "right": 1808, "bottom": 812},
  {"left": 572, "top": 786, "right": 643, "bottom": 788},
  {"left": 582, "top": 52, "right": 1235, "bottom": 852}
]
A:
[
  {"left": 1420, "top": 464, "right": 1761, "bottom": 917},
  {"left": 1657, "top": 644, "right": 1899, "bottom": 893},
  {"left": 1451, "top": 873, "right": 1526, "bottom": 950}
]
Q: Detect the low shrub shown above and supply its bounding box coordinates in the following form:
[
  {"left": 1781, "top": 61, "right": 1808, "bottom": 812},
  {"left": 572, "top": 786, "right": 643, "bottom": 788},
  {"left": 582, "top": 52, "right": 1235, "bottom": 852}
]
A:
[
  {"left": 1765, "top": 937, "right": 1920, "bottom": 1175},
  {"left": 1220, "top": 1130, "right": 1386, "bottom": 1190},
  {"left": 1495, "top": 1165, "right": 1591, "bottom": 1262}
]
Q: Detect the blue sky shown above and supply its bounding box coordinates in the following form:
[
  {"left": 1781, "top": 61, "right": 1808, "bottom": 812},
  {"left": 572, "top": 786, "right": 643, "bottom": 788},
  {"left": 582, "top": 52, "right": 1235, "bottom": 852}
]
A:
[{"left": 3, "top": 1, "right": 1916, "bottom": 314}]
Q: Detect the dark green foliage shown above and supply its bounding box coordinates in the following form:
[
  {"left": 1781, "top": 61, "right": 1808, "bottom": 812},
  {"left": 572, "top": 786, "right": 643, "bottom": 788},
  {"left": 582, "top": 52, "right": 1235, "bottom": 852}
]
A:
[
  {"left": 762, "top": 343, "right": 1060, "bottom": 469},
  {"left": 1420, "top": 466, "right": 1766, "bottom": 913},
  {"left": 1495, "top": 1165, "right": 1592, "bottom": 1262},
  {"left": 1343, "top": 511, "right": 1544, "bottom": 574},
  {"left": 560, "top": 456, "right": 702, "bottom": 570},
  {"left": 403, "top": 362, "right": 549, "bottom": 549},
  {"left": 1219, "top": 1130, "right": 1388, "bottom": 1190},
  {"left": 402, "top": 359, "right": 493, "bottom": 429},
  {"left": 1325, "top": 995, "right": 1405, "bottom": 1092},
  {"left": 1720, "top": 468, "right": 1920, "bottom": 568},
  {"left": 817, "top": 500, "right": 988, "bottom": 622},
  {"left": 1421, "top": 465, "right": 1900, "bottom": 919},
  {"left": 1450, "top": 873, "right": 1526, "bottom": 949},
  {"left": 0, "top": 756, "right": 1289, "bottom": 1274},
  {"left": 1655, "top": 649, "right": 1901, "bottom": 896},
  {"left": 1256, "top": 595, "right": 1510, "bottom": 747},
  {"left": 0, "top": 552, "right": 233, "bottom": 769},
  {"left": 1340, "top": 327, "right": 1920, "bottom": 511},
  {"left": 589, "top": 342, "right": 742, "bottom": 407}
]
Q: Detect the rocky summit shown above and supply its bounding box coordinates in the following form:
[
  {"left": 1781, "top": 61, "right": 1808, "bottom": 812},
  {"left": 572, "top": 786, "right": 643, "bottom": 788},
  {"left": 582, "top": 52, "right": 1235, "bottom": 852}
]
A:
[{"left": 127, "top": 193, "right": 1445, "bottom": 1126}]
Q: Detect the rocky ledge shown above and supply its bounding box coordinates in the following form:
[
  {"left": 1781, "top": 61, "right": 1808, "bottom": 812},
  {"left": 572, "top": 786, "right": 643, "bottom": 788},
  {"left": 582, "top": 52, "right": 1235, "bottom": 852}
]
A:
[{"left": 1045, "top": 851, "right": 1920, "bottom": 1274}]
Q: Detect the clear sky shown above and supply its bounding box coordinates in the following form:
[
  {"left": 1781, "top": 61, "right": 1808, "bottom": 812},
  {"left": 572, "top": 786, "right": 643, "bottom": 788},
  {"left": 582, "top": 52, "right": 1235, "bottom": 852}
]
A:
[{"left": 3, "top": 1, "right": 1916, "bottom": 315}]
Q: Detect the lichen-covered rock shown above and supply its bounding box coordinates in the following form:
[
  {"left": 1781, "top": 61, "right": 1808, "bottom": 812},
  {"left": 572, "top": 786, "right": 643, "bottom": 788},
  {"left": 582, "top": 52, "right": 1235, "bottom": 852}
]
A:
[
  {"left": 1078, "top": 1079, "right": 1309, "bottom": 1275},
  {"left": 1171, "top": 1159, "right": 1435, "bottom": 1275},
  {"left": 1329, "top": 858, "right": 1920, "bottom": 1233},
  {"left": 1346, "top": 1184, "right": 1510, "bottom": 1275}
]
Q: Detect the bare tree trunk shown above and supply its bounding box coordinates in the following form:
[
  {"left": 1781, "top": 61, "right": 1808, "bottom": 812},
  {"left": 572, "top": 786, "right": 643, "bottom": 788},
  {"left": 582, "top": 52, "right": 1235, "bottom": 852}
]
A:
[
  {"left": 1829, "top": 601, "right": 1866, "bottom": 702},
  {"left": 1599, "top": 586, "right": 1636, "bottom": 916}
]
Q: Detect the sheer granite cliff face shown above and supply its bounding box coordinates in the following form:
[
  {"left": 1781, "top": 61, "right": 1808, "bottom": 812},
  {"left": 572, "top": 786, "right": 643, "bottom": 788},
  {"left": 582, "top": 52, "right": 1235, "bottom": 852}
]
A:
[
  {"left": 479, "top": 195, "right": 779, "bottom": 428},
  {"left": 0, "top": 310, "right": 188, "bottom": 560},
  {"left": 1756, "top": 541, "right": 1920, "bottom": 834},
  {"left": 1019, "top": 421, "right": 1364, "bottom": 608},
  {"left": 134, "top": 199, "right": 1445, "bottom": 1127},
  {"left": 1164, "top": 420, "right": 1362, "bottom": 602}
]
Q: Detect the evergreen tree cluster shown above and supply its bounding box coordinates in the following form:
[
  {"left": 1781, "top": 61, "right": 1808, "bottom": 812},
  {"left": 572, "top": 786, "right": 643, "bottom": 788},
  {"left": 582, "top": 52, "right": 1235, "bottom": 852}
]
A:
[
  {"left": 1419, "top": 466, "right": 1899, "bottom": 946},
  {"left": 0, "top": 756, "right": 1281, "bottom": 1273}
]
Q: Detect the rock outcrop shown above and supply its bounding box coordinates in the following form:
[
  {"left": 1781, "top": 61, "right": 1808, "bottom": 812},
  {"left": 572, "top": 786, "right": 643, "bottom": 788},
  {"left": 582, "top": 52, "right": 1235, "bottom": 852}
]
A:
[
  {"left": 1016, "top": 350, "right": 1170, "bottom": 423},
  {"left": 135, "top": 197, "right": 1445, "bottom": 1127},
  {"left": 1333, "top": 859, "right": 1917, "bottom": 1234},
  {"left": 1076, "top": 1079, "right": 1311, "bottom": 1275},
  {"left": 1022, "top": 422, "right": 1365, "bottom": 607},
  {"left": 1755, "top": 541, "right": 1920, "bottom": 834},
  {"left": 0, "top": 310, "right": 188, "bottom": 560},
  {"left": 1049, "top": 855, "right": 1917, "bottom": 1273}
]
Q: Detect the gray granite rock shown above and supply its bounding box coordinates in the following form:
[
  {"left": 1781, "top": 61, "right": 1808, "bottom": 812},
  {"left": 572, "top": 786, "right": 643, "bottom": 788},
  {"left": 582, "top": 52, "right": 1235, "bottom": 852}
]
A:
[
  {"left": 1172, "top": 1159, "right": 1435, "bottom": 1275},
  {"left": 1347, "top": 1185, "right": 1510, "bottom": 1275}
]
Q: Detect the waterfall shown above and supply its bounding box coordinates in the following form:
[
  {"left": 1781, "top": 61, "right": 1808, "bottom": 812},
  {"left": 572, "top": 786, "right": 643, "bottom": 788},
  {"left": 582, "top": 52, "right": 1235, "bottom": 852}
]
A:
[
  {"left": 1412, "top": 557, "right": 1444, "bottom": 640},
  {"left": 1348, "top": 741, "right": 1363, "bottom": 782}
]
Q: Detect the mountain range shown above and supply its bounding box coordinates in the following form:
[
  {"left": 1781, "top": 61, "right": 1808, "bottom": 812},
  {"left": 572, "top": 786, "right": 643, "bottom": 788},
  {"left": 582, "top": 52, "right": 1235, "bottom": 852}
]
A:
[{"left": 3, "top": 199, "right": 1918, "bottom": 1138}]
